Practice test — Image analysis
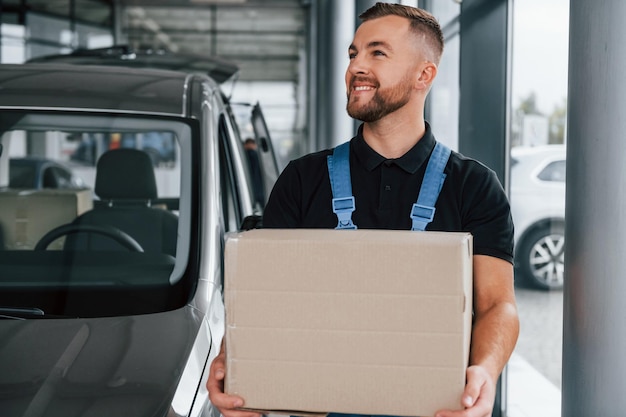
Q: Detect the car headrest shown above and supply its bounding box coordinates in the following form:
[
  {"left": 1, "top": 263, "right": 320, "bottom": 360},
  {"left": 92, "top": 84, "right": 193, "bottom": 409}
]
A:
[{"left": 95, "top": 149, "right": 157, "bottom": 200}]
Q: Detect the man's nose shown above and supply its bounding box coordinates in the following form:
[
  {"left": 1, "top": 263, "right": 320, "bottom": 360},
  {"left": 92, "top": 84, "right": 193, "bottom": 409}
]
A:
[{"left": 347, "top": 55, "right": 368, "bottom": 75}]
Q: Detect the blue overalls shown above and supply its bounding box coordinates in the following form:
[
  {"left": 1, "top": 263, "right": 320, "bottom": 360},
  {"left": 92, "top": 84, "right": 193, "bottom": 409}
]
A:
[
  {"left": 327, "top": 140, "right": 451, "bottom": 231},
  {"left": 322, "top": 140, "right": 451, "bottom": 417}
]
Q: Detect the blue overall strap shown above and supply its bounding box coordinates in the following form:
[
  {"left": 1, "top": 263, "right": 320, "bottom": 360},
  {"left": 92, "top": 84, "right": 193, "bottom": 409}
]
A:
[
  {"left": 327, "top": 142, "right": 357, "bottom": 229},
  {"left": 410, "top": 142, "right": 452, "bottom": 231}
]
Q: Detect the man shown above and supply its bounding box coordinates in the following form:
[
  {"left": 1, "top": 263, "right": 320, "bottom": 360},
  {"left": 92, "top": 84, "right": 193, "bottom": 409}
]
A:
[
  {"left": 243, "top": 137, "right": 266, "bottom": 208},
  {"left": 207, "top": 3, "right": 519, "bottom": 417}
]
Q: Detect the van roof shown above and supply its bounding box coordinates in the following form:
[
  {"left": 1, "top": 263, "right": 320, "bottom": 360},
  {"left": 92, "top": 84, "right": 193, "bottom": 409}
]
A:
[{"left": 0, "top": 63, "right": 204, "bottom": 116}]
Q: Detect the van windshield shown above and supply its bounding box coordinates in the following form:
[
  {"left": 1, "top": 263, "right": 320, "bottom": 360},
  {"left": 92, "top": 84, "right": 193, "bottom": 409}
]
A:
[{"left": 0, "top": 111, "right": 194, "bottom": 318}]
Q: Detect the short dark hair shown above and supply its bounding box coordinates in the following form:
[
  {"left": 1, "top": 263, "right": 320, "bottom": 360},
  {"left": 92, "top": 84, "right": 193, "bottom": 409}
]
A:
[{"left": 359, "top": 2, "right": 444, "bottom": 64}]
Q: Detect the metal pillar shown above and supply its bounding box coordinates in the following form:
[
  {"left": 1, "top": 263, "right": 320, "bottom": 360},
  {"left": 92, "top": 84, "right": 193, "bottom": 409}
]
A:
[
  {"left": 458, "top": 0, "right": 511, "bottom": 186},
  {"left": 351, "top": 0, "right": 376, "bottom": 134},
  {"left": 112, "top": 0, "right": 126, "bottom": 46},
  {"left": 562, "top": 0, "right": 626, "bottom": 415},
  {"left": 354, "top": 0, "right": 376, "bottom": 33},
  {"left": 309, "top": 0, "right": 354, "bottom": 152},
  {"left": 331, "top": 0, "right": 355, "bottom": 147}
]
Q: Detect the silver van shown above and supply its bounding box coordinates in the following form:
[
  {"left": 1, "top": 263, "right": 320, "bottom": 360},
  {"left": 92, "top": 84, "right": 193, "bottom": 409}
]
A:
[{"left": 0, "top": 61, "right": 278, "bottom": 417}]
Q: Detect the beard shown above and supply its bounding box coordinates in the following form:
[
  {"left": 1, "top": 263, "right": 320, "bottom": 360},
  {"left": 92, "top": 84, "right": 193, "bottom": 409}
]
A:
[{"left": 346, "top": 72, "right": 413, "bottom": 122}]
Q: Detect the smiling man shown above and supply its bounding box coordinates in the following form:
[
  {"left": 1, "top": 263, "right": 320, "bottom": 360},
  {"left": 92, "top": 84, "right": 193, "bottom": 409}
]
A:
[{"left": 207, "top": 3, "right": 519, "bottom": 417}]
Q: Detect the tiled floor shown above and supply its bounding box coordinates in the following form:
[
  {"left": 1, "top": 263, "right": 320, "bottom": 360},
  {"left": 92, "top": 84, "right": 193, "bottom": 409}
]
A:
[{"left": 507, "top": 353, "right": 561, "bottom": 417}]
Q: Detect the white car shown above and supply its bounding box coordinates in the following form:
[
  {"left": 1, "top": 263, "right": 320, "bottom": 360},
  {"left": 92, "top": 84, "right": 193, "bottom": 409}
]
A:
[{"left": 510, "top": 145, "right": 566, "bottom": 290}]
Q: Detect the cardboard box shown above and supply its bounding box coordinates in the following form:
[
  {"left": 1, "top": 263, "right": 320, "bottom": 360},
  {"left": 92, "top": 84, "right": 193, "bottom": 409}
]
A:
[
  {"left": 0, "top": 188, "right": 93, "bottom": 250},
  {"left": 224, "top": 228, "right": 473, "bottom": 417}
]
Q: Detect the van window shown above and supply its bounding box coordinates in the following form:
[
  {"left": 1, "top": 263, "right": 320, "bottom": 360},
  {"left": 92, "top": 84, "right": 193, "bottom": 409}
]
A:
[
  {"left": 0, "top": 110, "right": 195, "bottom": 317},
  {"left": 70, "top": 131, "right": 178, "bottom": 168}
]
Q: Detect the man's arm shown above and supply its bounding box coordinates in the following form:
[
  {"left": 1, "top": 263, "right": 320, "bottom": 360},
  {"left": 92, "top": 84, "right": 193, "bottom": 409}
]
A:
[{"left": 436, "top": 254, "right": 519, "bottom": 417}]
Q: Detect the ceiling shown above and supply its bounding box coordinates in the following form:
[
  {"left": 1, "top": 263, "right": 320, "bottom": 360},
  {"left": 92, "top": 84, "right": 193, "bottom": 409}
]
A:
[{"left": 117, "top": 0, "right": 308, "bottom": 82}]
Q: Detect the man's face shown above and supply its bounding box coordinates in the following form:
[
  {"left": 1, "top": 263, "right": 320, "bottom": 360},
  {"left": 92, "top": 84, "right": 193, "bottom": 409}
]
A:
[{"left": 345, "top": 15, "right": 423, "bottom": 122}]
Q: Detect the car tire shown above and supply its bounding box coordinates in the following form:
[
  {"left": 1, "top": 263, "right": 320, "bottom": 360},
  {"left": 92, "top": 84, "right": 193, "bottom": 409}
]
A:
[{"left": 516, "top": 222, "right": 565, "bottom": 290}]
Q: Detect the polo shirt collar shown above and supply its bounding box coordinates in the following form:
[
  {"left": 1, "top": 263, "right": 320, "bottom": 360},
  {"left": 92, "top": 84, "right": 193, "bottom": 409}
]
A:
[{"left": 352, "top": 122, "right": 437, "bottom": 174}]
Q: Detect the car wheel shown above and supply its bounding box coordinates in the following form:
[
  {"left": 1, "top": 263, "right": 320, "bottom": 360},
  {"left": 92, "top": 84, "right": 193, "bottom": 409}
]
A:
[{"left": 517, "top": 222, "right": 565, "bottom": 290}]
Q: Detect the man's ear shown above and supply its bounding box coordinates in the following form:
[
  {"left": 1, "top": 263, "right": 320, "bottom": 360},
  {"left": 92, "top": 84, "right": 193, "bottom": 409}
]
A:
[{"left": 415, "top": 62, "right": 438, "bottom": 91}]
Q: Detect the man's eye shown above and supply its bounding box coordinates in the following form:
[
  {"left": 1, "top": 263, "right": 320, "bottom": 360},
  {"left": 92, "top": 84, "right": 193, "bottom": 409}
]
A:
[
  {"left": 373, "top": 50, "right": 386, "bottom": 56},
  {"left": 348, "top": 52, "right": 357, "bottom": 59}
]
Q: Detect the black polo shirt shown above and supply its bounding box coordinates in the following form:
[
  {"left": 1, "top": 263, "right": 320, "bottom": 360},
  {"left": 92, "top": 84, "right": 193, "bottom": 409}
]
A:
[{"left": 263, "top": 123, "right": 514, "bottom": 264}]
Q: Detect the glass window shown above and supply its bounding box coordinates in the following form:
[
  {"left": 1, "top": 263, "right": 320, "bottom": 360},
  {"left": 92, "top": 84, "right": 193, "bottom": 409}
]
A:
[
  {"left": 27, "top": 13, "right": 71, "bottom": 41},
  {"left": 428, "top": 0, "right": 460, "bottom": 28},
  {"left": 507, "top": 0, "right": 569, "bottom": 416},
  {"left": 23, "top": 12, "right": 113, "bottom": 60},
  {"left": 429, "top": 34, "right": 460, "bottom": 150},
  {"left": 0, "top": 111, "right": 192, "bottom": 317},
  {"left": 70, "top": 131, "right": 178, "bottom": 171},
  {"left": 26, "top": 13, "right": 72, "bottom": 56},
  {"left": 1, "top": 24, "right": 26, "bottom": 63},
  {"left": 76, "top": 21, "right": 114, "bottom": 49},
  {"left": 24, "top": 0, "right": 112, "bottom": 22},
  {"left": 26, "top": 0, "right": 70, "bottom": 17},
  {"left": 424, "top": 0, "right": 461, "bottom": 151}
]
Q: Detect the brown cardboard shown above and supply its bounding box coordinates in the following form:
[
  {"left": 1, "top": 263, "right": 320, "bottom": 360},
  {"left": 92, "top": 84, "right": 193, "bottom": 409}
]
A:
[
  {"left": 0, "top": 188, "right": 93, "bottom": 250},
  {"left": 224, "top": 228, "right": 473, "bottom": 417}
]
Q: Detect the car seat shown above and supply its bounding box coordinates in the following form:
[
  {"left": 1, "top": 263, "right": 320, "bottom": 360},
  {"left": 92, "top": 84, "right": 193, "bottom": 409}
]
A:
[{"left": 65, "top": 148, "right": 178, "bottom": 255}]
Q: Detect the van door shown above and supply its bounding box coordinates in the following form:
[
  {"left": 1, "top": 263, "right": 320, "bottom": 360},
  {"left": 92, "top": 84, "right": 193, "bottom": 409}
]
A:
[{"left": 250, "top": 103, "right": 279, "bottom": 204}]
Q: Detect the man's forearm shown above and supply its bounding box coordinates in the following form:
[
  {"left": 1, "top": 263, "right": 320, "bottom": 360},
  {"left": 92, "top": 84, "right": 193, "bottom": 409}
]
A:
[{"left": 469, "top": 300, "right": 520, "bottom": 381}]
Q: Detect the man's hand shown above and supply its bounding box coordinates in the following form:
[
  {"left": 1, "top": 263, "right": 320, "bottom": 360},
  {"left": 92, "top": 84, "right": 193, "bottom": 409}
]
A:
[
  {"left": 206, "top": 344, "right": 262, "bottom": 417},
  {"left": 433, "top": 255, "right": 519, "bottom": 417},
  {"left": 434, "top": 365, "right": 496, "bottom": 417}
]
